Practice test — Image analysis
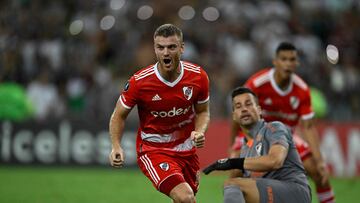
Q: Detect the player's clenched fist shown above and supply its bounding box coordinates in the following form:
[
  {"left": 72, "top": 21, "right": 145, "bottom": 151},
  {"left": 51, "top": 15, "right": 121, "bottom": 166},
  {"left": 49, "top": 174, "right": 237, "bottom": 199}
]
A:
[
  {"left": 109, "top": 147, "right": 125, "bottom": 168},
  {"left": 191, "top": 131, "right": 205, "bottom": 148}
]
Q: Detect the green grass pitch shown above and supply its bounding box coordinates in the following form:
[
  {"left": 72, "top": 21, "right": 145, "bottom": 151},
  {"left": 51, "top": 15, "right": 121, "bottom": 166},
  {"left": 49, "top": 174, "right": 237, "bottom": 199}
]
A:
[{"left": 0, "top": 166, "right": 359, "bottom": 203}]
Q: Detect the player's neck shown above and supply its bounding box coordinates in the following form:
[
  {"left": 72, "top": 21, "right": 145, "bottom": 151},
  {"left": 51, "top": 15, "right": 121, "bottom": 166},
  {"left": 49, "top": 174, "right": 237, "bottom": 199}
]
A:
[
  {"left": 157, "top": 63, "right": 181, "bottom": 82},
  {"left": 242, "top": 129, "right": 252, "bottom": 140},
  {"left": 274, "top": 71, "right": 291, "bottom": 90},
  {"left": 240, "top": 124, "right": 255, "bottom": 139}
]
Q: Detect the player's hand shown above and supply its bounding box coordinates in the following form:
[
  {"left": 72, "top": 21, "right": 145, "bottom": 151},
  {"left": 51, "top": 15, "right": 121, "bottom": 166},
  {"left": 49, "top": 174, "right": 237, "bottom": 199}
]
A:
[
  {"left": 203, "top": 158, "right": 245, "bottom": 175},
  {"left": 203, "top": 158, "right": 231, "bottom": 175},
  {"left": 109, "top": 147, "right": 125, "bottom": 168},
  {"left": 191, "top": 131, "right": 205, "bottom": 148},
  {"left": 317, "top": 160, "right": 330, "bottom": 185}
]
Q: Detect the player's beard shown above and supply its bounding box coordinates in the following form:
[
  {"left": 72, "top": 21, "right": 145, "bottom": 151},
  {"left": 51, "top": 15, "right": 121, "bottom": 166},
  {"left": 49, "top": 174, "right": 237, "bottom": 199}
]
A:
[
  {"left": 238, "top": 114, "right": 258, "bottom": 129},
  {"left": 279, "top": 65, "right": 295, "bottom": 80},
  {"left": 239, "top": 119, "right": 255, "bottom": 128}
]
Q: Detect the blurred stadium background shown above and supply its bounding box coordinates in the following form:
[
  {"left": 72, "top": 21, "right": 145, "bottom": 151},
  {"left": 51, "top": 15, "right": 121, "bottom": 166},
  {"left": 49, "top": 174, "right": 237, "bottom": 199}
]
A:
[{"left": 1, "top": 0, "right": 360, "bottom": 202}]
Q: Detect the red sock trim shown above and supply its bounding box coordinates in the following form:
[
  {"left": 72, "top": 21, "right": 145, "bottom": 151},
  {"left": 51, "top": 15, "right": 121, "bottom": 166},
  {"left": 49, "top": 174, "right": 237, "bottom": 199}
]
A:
[
  {"left": 316, "top": 186, "right": 332, "bottom": 193},
  {"left": 323, "top": 196, "right": 335, "bottom": 202},
  {"left": 317, "top": 186, "right": 335, "bottom": 203}
]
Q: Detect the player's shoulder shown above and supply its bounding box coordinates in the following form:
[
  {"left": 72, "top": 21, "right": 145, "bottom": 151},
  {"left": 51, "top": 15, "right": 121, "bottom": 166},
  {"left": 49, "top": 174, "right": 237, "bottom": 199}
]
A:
[
  {"left": 266, "top": 121, "right": 289, "bottom": 133},
  {"left": 292, "top": 73, "right": 309, "bottom": 91},
  {"left": 247, "top": 68, "right": 272, "bottom": 88},
  {"left": 132, "top": 64, "right": 156, "bottom": 81},
  {"left": 264, "top": 121, "right": 291, "bottom": 144},
  {"left": 182, "top": 61, "right": 205, "bottom": 74}
]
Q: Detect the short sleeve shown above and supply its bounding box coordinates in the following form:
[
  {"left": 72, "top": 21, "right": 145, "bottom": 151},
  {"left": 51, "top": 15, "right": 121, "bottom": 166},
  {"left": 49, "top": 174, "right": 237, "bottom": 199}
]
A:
[
  {"left": 244, "top": 79, "right": 254, "bottom": 90},
  {"left": 197, "top": 69, "right": 210, "bottom": 104},
  {"left": 265, "top": 122, "right": 290, "bottom": 149},
  {"left": 299, "top": 88, "right": 314, "bottom": 120},
  {"left": 244, "top": 78, "right": 259, "bottom": 95},
  {"left": 117, "top": 76, "right": 139, "bottom": 109}
]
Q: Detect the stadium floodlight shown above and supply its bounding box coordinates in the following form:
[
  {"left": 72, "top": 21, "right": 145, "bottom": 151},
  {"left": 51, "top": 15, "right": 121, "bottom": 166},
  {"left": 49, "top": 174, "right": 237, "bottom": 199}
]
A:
[
  {"left": 326, "top": 44, "right": 339, "bottom": 64},
  {"left": 110, "top": 0, "right": 125, "bottom": 11},
  {"left": 178, "top": 5, "right": 196, "bottom": 20},
  {"left": 202, "top": 7, "right": 220, "bottom": 22},
  {"left": 137, "top": 5, "right": 153, "bottom": 20},
  {"left": 69, "top": 20, "right": 84, "bottom": 35},
  {"left": 100, "top": 15, "right": 116, "bottom": 31}
]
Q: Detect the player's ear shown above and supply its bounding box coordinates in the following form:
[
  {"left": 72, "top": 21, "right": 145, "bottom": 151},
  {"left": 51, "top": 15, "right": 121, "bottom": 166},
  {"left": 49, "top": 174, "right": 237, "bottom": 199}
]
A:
[{"left": 232, "top": 111, "right": 237, "bottom": 123}]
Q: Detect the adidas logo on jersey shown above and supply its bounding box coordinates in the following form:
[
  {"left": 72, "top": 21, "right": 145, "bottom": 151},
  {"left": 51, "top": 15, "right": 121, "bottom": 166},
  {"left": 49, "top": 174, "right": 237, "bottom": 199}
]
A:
[{"left": 152, "top": 94, "right": 162, "bottom": 101}]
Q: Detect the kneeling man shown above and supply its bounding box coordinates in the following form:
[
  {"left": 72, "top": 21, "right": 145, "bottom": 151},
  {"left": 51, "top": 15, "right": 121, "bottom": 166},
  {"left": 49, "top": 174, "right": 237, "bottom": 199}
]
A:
[{"left": 203, "top": 87, "right": 311, "bottom": 203}]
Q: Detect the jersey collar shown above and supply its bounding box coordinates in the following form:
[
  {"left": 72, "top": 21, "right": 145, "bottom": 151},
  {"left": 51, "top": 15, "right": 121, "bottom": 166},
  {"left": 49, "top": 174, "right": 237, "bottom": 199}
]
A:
[
  {"left": 269, "top": 68, "right": 293, "bottom": 96},
  {"left": 154, "top": 61, "right": 184, "bottom": 87}
]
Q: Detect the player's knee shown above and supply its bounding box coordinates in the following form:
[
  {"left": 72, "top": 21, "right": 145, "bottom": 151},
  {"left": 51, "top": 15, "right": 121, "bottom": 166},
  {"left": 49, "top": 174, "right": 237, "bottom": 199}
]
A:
[
  {"left": 224, "top": 178, "right": 255, "bottom": 196},
  {"left": 304, "top": 163, "right": 328, "bottom": 186},
  {"left": 309, "top": 171, "right": 330, "bottom": 187},
  {"left": 304, "top": 160, "right": 319, "bottom": 177},
  {"left": 171, "top": 190, "right": 195, "bottom": 203},
  {"left": 178, "top": 194, "right": 195, "bottom": 203},
  {"left": 306, "top": 167, "right": 322, "bottom": 183},
  {"left": 169, "top": 182, "right": 195, "bottom": 203},
  {"left": 224, "top": 179, "right": 244, "bottom": 193}
]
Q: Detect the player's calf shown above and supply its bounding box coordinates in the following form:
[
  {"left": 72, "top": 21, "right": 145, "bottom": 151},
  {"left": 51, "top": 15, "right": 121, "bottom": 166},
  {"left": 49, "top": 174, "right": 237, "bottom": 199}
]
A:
[{"left": 303, "top": 158, "right": 335, "bottom": 203}]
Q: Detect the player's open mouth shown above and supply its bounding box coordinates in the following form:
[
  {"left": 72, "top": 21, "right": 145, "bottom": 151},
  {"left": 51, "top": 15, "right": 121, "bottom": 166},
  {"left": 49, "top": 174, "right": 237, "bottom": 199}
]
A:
[
  {"left": 163, "top": 59, "right": 171, "bottom": 66},
  {"left": 284, "top": 69, "right": 293, "bottom": 75},
  {"left": 241, "top": 114, "right": 251, "bottom": 120}
]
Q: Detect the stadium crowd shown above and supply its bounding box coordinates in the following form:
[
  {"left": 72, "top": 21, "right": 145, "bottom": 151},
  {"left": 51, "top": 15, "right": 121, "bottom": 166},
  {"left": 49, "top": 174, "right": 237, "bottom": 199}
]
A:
[{"left": 1, "top": 0, "right": 359, "bottom": 122}]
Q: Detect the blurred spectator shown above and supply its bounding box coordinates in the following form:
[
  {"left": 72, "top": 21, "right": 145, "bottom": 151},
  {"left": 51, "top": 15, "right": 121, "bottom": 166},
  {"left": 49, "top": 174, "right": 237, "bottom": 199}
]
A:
[
  {"left": 27, "top": 70, "right": 65, "bottom": 120},
  {"left": 0, "top": 0, "right": 359, "bottom": 121}
]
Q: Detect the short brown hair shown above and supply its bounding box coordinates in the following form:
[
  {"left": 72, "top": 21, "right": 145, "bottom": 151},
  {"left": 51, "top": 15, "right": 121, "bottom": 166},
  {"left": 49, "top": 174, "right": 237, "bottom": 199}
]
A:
[{"left": 154, "top": 24, "right": 183, "bottom": 42}]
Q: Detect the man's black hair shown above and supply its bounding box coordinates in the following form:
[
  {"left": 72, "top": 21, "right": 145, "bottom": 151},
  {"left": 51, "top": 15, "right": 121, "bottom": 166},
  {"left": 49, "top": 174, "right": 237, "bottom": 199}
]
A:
[
  {"left": 276, "top": 42, "right": 297, "bottom": 55},
  {"left": 154, "top": 24, "right": 183, "bottom": 42},
  {"left": 231, "top": 86, "right": 259, "bottom": 104}
]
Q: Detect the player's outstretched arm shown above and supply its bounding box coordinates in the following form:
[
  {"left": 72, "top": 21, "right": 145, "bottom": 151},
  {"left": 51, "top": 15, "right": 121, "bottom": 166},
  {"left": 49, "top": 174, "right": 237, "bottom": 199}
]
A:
[
  {"left": 109, "top": 101, "right": 131, "bottom": 168},
  {"left": 243, "top": 144, "right": 288, "bottom": 171},
  {"left": 203, "top": 144, "right": 288, "bottom": 174}
]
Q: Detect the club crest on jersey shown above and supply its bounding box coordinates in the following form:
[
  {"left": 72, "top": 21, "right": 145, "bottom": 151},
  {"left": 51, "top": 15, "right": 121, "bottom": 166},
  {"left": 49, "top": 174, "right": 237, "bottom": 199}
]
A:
[
  {"left": 183, "top": 86, "right": 193, "bottom": 100},
  {"left": 255, "top": 142, "right": 262, "bottom": 155},
  {"left": 264, "top": 98, "right": 272, "bottom": 105},
  {"left": 159, "top": 162, "right": 169, "bottom": 171},
  {"left": 290, "top": 96, "right": 300, "bottom": 109}
]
